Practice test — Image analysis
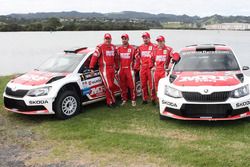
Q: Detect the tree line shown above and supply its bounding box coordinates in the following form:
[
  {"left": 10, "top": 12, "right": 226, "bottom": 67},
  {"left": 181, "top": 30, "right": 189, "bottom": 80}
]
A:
[{"left": 0, "top": 18, "right": 152, "bottom": 31}]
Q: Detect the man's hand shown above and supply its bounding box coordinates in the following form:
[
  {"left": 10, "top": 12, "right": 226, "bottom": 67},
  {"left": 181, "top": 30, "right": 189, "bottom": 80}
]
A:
[
  {"left": 90, "top": 69, "right": 95, "bottom": 77},
  {"left": 151, "top": 67, "right": 156, "bottom": 72}
]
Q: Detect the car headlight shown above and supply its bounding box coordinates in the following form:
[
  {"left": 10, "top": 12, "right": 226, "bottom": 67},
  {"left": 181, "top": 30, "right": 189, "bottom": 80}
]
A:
[
  {"left": 231, "top": 85, "right": 249, "bottom": 98},
  {"left": 27, "top": 86, "right": 52, "bottom": 97},
  {"left": 164, "top": 86, "right": 182, "bottom": 98}
]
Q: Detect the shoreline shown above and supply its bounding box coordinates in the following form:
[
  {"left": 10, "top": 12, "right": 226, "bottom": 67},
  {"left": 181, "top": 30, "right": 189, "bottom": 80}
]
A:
[{"left": 2, "top": 28, "right": 250, "bottom": 32}]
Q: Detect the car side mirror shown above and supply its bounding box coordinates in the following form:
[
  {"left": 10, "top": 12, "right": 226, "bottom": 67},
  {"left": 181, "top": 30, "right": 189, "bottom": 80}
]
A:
[{"left": 242, "top": 66, "right": 250, "bottom": 71}]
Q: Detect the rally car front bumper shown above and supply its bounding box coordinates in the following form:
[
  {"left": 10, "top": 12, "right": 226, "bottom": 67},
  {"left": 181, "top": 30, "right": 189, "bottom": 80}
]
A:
[
  {"left": 159, "top": 93, "right": 250, "bottom": 121},
  {"left": 3, "top": 92, "right": 55, "bottom": 115}
]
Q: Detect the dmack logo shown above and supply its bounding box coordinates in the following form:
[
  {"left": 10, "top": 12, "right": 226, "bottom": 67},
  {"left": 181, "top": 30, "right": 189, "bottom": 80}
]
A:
[
  {"left": 236, "top": 101, "right": 250, "bottom": 108},
  {"left": 178, "top": 75, "right": 234, "bottom": 83},
  {"left": 29, "top": 100, "right": 49, "bottom": 105}
]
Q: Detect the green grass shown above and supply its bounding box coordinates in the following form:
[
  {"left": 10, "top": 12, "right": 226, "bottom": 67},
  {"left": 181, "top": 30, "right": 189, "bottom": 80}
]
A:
[{"left": 1, "top": 75, "right": 250, "bottom": 166}]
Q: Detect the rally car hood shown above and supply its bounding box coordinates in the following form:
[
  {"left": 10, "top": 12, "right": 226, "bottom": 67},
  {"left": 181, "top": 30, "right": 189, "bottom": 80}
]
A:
[
  {"left": 11, "top": 70, "right": 68, "bottom": 86},
  {"left": 172, "top": 71, "right": 241, "bottom": 87}
]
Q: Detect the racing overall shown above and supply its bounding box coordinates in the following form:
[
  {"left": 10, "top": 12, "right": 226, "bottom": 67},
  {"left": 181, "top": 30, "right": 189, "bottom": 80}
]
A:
[
  {"left": 117, "top": 44, "right": 136, "bottom": 102},
  {"left": 135, "top": 42, "right": 156, "bottom": 101},
  {"left": 151, "top": 45, "right": 173, "bottom": 93},
  {"left": 89, "top": 43, "right": 118, "bottom": 105}
]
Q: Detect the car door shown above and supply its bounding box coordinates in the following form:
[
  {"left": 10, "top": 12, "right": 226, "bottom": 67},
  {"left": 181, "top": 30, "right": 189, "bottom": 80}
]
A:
[{"left": 78, "top": 55, "right": 106, "bottom": 102}]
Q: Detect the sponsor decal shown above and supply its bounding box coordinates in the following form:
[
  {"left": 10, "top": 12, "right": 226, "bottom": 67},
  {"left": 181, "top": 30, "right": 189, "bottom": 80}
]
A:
[
  {"left": 106, "top": 50, "right": 115, "bottom": 57},
  {"left": 236, "top": 101, "right": 250, "bottom": 108},
  {"left": 183, "top": 50, "right": 231, "bottom": 55},
  {"left": 141, "top": 51, "right": 151, "bottom": 57},
  {"left": 82, "top": 87, "right": 91, "bottom": 95},
  {"left": 156, "top": 55, "right": 167, "bottom": 62},
  {"left": 11, "top": 86, "right": 17, "bottom": 91},
  {"left": 82, "top": 77, "right": 102, "bottom": 87},
  {"left": 162, "top": 100, "right": 177, "bottom": 107},
  {"left": 120, "top": 53, "right": 130, "bottom": 59},
  {"left": 29, "top": 100, "right": 49, "bottom": 105},
  {"left": 178, "top": 75, "right": 234, "bottom": 83},
  {"left": 19, "top": 74, "right": 50, "bottom": 82},
  {"left": 90, "top": 86, "right": 105, "bottom": 96}
]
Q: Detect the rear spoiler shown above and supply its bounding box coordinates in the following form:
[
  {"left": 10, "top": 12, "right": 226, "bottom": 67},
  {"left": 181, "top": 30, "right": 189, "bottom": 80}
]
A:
[{"left": 64, "top": 47, "right": 88, "bottom": 53}]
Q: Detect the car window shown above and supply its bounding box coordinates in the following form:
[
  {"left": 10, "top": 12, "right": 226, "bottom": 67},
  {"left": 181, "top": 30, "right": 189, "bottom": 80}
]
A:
[
  {"left": 78, "top": 55, "right": 99, "bottom": 73},
  {"left": 174, "top": 50, "right": 240, "bottom": 72},
  {"left": 38, "top": 54, "right": 85, "bottom": 73}
]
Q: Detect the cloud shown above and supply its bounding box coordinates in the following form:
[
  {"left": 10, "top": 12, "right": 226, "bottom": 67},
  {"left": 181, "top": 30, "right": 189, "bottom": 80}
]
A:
[{"left": 0, "top": 0, "right": 250, "bottom": 16}]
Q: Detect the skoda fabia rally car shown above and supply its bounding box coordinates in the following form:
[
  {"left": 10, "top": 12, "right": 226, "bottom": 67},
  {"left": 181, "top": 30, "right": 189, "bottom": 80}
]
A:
[
  {"left": 3, "top": 47, "right": 141, "bottom": 119},
  {"left": 158, "top": 44, "right": 250, "bottom": 121}
]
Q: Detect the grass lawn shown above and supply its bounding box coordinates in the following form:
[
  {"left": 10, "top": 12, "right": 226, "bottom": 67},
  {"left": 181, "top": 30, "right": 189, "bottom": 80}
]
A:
[{"left": 1, "top": 75, "right": 250, "bottom": 166}]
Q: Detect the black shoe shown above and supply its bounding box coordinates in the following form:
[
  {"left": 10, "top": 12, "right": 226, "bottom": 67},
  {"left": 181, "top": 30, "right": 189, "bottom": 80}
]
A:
[
  {"left": 142, "top": 101, "right": 148, "bottom": 105},
  {"left": 107, "top": 103, "right": 115, "bottom": 108},
  {"left": 152, "top": 100, "right": 156, "bottom": 106}
]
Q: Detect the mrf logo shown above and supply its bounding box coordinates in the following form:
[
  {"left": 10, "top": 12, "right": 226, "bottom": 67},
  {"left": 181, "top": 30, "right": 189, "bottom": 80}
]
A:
[
  {"left": 90, "top": 86, "right": 105, "bottom": 96},
  {"left": 178, "top": 75, "right": 234, "bottom": 83}
]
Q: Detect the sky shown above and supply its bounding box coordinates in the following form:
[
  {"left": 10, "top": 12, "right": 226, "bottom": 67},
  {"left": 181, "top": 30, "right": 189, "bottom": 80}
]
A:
[{"left": 0, "top": 0, "right": 250, "bottom": 17}]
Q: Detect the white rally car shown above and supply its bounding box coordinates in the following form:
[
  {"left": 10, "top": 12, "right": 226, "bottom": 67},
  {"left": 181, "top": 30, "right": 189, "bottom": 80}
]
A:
[
  {"left": 158, "top": 44, "right": 250, "bottom": 121},
  {"left": 3, "top": 47, "right": 141, "bottom": 119}
]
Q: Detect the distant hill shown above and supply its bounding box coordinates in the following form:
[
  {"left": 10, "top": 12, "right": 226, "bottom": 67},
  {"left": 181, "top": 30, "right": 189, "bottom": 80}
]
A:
[
  {"left": 5, "top": 11, "right": 250, "bottom": 24},
  {"left": 1, "top": 11, "right": 250, "bottom": 31}
]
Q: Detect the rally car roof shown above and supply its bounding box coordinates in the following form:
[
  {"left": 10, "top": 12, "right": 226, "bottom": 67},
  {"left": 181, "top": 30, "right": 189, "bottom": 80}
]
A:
[{"left": 182, "top": 44, "right": 232, "bottom": 52}]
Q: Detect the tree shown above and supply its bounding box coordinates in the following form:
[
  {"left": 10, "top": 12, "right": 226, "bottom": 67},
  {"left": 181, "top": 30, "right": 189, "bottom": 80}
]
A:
[{"left": 43, "top": 18, "right": 62, "bottom": 31}]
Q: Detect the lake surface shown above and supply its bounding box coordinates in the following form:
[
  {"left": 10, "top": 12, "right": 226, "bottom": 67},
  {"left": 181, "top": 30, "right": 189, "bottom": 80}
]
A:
[{"left": 1, "top": 30, "right": 250, "bottom": 76}]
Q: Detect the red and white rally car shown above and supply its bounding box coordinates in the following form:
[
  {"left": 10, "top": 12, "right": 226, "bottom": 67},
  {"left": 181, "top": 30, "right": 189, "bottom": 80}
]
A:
[
  {"left": 3, "top": 47, "right": 141, "bottom": 119},
  {"left": 158, "top": 44, "right": 250, "bottom": 121}
]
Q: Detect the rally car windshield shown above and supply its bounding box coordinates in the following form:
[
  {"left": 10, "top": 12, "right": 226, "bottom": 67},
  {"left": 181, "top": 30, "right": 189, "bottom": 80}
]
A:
[
  {"left": 173, "top": 50, "right": 240, "bottom": 72},
  {"left": 37, "top": 53, "right": 86, "bottom": 73}
]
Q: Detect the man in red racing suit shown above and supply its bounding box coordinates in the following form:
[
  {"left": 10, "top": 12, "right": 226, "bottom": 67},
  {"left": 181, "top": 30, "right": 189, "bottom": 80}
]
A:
[
  {"left": 89, "top": 33, "right": 118, "bottom": 108},
  {"left": 117, "top": 33, "right": 137, "bottom": 107},
  {"left": 151, "top": 35, "right": 173, "bottom": 96},
  {"left": 134, "top": 32, "right": 156, "bottom": 105}
]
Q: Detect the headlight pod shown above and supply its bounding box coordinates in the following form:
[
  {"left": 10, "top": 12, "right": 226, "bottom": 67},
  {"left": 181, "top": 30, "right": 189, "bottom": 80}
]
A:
[
  {"left": 27, "top": 86, "right": 52, "bottom": 97},
  {"left": 231, "top": 85, "right": 249, "bottom": 98},
  {"left": 164, "top": 86, "right": 182, "bottom": 98}
]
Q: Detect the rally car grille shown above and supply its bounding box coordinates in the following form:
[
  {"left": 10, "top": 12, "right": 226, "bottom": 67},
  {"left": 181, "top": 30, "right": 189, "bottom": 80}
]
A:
[
  {"left": 182, "top": 91, "right": 231, "bottom": 102},
  {"left": 166, "top": 105, "right": 249, "bottom": 118},
  {"left": 5, "top": 87, "right": 29, "bottom": 98},
  {"left": 4, "top": 97, "right": 46, "bottom": 112}
]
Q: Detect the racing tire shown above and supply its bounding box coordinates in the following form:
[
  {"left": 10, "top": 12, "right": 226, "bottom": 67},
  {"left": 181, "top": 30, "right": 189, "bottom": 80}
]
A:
[{"left": 54, "top": 90, "right": 81, "bottom": 120}]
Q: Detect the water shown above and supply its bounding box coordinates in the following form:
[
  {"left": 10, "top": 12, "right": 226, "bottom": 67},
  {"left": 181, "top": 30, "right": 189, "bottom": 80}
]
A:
[{"left": 1, "top": 30, "right": 250, "bottom": 76}]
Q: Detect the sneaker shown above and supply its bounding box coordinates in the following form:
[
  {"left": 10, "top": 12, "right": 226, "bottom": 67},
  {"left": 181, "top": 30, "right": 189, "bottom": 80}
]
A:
[
  {"left": 132, "top": 101, "right": 136, "bottom": 107},
  {"left": 120, "top": 100, "right": 127, "bottom": 106},
  {"left": 142, "top": 100, "right": 148, "bottom": 105}
]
